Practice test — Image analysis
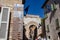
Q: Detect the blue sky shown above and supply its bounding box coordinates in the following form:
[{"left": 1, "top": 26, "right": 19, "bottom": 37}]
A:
[{"left": 24, "top": 0, "right": 46, "bottom": 18}]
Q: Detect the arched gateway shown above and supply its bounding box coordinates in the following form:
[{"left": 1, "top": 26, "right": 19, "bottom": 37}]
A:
[{"left": 24, "top": 21, "right": 39, "bottom": 40}]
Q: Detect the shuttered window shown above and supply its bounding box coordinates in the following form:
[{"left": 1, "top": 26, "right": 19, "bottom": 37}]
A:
[{"left": 0, "top": 7, "right": 10, "bottom": 40}]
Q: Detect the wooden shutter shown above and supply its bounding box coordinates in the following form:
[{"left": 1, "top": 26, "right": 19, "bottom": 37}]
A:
[{"left": 0, "top": 7, "right": 10, "bottom": 40}]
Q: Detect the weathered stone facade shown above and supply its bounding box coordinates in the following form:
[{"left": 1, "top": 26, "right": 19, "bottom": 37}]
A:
[
  {"left": 45, "top": 4, "right": 60, "bottom": 40},
  {"left": 24, "top": 15, "right": 42, "bottom": 39},
  {"left": 0, "top": 0, "right": 23, "bottom": 40}
]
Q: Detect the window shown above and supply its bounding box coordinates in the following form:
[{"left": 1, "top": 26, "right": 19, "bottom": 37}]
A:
[
  {"left": 0, "top": 7, "right": 10, "bottom": 40},
  {"left": 58, "top": 32, "right": 60, "bottom": 40},
  {"left": 56, "top": 19, "right": 59, "bottom": 30},
  {"left": 58, "top": 32, "right": 60, "bottom": 38},
  {"left": 48, "top": 36, "right": 50, "bottom": 39},
  {"left": 0, "top": 7, "right": 1, "bottom": 13},
  {"left": 0, "top": 7, "right": 1, "bottom": 29},
  {"left": 46, "top": 25, "right": 50, "bottom": 32},
  {"left": 51, "top": 4, "right": 56, "bottom": 11}
]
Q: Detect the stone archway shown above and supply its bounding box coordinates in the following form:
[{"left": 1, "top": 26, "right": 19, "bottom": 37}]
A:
[{"left": 25, "top": 21, "right": 39, "bottom": 40}]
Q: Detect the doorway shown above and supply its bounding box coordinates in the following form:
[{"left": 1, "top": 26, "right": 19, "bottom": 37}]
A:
[{"left": 29, "top": 25, "right": 37, "bottom": 40}]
